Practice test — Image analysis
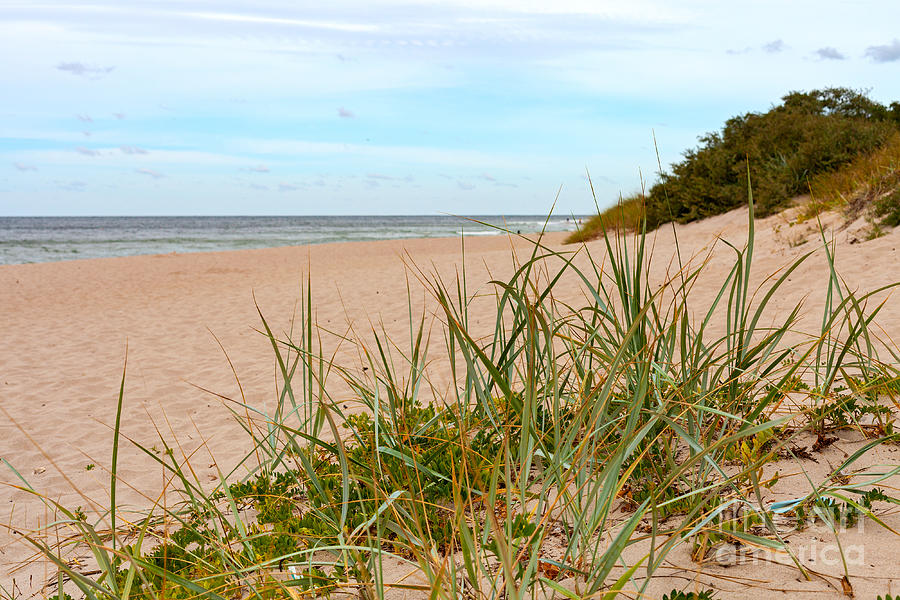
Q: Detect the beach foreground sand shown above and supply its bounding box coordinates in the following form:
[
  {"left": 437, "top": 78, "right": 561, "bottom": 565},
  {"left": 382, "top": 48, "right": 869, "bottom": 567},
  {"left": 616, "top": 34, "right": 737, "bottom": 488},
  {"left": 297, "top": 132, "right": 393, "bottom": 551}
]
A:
[{"left": 2, "top": 208, "right": 900, "bottom": 597}]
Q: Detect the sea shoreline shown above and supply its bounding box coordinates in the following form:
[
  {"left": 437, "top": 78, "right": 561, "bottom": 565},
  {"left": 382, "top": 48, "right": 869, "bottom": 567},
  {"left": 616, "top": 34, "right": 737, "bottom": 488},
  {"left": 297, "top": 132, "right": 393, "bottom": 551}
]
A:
[
  {"left": 0, "top": 229, "right": 570, "bottom": 270},
  {"left": 0, "top": 214, "right": 584, "bottom": 266}
]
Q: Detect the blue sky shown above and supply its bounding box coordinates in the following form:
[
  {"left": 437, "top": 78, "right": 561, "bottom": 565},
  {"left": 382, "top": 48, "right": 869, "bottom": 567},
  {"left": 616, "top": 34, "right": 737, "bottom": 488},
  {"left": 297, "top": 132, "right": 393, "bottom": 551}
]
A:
[{"left": 2, "top": 1, "right": 900, "bottom": 216}]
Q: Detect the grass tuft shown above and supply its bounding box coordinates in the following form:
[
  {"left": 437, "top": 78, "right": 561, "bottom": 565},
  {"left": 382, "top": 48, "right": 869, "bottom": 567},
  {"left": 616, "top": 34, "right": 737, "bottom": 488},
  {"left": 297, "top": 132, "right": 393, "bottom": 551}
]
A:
[{"left": 565, "top": 193, "right": 645, "bottom": 244}]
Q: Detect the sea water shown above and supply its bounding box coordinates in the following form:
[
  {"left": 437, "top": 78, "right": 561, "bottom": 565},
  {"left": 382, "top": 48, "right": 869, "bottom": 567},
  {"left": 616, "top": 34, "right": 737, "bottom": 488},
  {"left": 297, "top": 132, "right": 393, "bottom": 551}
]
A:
[{"left": 0, "top": 215, "right": 586, "bottom": 265}]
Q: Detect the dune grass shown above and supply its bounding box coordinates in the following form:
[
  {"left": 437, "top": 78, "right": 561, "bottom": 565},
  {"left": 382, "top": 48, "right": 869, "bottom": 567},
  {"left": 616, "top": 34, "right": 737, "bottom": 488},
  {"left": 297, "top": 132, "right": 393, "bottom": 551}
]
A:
[
  {"left": 801, "top": 130, "right": 900, "bottom": 227},
  {"left": 564, "top": 192, "right": 645, "bottom": 244},
  {"left": 6, "top": 191, "right": 900, "bottom": 600}
]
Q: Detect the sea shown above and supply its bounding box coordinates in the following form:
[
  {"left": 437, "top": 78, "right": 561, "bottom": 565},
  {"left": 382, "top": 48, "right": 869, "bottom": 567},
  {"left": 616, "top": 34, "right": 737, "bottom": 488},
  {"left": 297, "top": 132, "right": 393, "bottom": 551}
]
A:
[{"left": 0, "top": 215, "right": 586, "bottom": 265}]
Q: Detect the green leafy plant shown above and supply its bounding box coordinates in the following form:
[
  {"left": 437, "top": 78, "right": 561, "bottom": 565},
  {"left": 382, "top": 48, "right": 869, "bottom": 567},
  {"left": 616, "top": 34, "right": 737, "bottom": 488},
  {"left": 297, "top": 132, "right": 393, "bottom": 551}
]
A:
[{"left": 662, "top": 589, "right": 714, "bottom": 600}]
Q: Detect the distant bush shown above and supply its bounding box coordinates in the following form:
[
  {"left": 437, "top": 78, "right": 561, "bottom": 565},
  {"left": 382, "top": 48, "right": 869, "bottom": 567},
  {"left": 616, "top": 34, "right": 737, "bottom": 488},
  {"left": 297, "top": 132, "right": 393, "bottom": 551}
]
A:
[
  {"left": 569, "top": 88, "right": 900, "bottom": 243},
  {"left": 644, "top": 88, "right": 899, "bottom": 227}
]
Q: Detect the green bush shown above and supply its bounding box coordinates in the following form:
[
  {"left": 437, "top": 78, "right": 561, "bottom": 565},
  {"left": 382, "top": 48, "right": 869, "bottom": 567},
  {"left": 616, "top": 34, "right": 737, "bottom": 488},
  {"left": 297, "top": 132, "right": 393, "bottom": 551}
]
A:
[{"left": 643, "top": 88, "right": 898, "bottom": 228}]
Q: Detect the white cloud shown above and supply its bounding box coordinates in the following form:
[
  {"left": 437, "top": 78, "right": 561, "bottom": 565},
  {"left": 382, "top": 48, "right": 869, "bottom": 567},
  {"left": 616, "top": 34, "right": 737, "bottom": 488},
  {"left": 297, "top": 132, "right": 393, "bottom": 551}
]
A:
[
  {"left": 57, "top": 180, "right": 87, "bottom": 191},
  {"left": 866, "top": 39, "right": 900, "bottom": 63},
  {"left": 762, "top": 39, "right": 785, "bottom": 53},
  {"left": 338, "top": 107, "right": 355, "bottom": 118},
  {"left": 74, "top": 146, "right": 101, "bottom": 156},
  {"left": 135, "top": 168, "right": 164, "bottom": 178},
  {"left": 815, "top": 47, "right": 845, "bottom": 60},
  {"left": 231, "top": 138, "right": 532, "bottom": 168},
  {"left": 120, "top": 145, "right": 149, "bottom": 154},
  {"left": 56, "top": 62, "right": 115, "bottom": 78},
  {"left": 13, "top": 162, "right": 37, "bottom": 172},
  {"left": 11, "top": 148, "right": 257, "bottom": 168},
  {"left": 247, "top": 164, "right": 269, "bottom": 172},
  {"left": 180, "top": 10, "right": 381, "bottom": 33}
]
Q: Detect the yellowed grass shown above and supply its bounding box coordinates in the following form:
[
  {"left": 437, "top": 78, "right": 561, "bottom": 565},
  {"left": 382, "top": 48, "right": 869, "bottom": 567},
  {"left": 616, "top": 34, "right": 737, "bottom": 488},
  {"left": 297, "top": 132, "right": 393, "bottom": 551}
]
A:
[
  {"left": 565, "top": 193, "right": 645, "bottom": 243},
  {"left": 801, "top": 131, "right": 900, "bottom": 221}
]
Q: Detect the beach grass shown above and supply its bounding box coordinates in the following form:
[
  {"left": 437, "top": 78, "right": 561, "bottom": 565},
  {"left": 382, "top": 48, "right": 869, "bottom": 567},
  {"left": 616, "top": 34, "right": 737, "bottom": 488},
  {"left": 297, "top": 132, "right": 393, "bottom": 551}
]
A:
[
  {"left": 802, "top": 130, "right": 900, "bottom": 226},
  {"left": 564, "top": 196, "right": 644, "bottom": 244},
  {"left": 6, "top": 191, "right": 900, "bottom": 600}
]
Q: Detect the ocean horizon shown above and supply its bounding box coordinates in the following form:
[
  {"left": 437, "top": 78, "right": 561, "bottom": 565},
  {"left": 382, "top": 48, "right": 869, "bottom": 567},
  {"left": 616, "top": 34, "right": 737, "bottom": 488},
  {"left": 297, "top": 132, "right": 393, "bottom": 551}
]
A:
[{"left": 0, "top": 214, "right": 586, "bottom": 265}]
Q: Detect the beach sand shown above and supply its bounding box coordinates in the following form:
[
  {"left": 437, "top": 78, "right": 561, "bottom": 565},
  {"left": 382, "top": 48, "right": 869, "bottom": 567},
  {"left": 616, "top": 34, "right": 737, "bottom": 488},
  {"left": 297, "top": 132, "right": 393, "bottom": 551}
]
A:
[{"left": 2, "top": 207, "right": 900, "bottom": 597}]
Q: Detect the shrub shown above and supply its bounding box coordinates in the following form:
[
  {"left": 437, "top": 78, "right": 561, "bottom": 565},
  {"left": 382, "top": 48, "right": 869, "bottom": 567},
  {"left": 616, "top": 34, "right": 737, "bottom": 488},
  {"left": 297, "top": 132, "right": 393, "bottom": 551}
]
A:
[
  {"left": 644, "top": 88, "right": 897, "bottom": 227},
  {"left": 569, "top": 88, "right": 900, "bottom": 243}
]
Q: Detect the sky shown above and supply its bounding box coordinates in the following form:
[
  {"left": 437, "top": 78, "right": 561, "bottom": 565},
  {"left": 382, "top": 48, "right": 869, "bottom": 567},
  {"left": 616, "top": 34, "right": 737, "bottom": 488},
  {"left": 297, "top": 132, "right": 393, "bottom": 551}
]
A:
[{"left": 2, "top": 1, "right": 900, "bottom": 216}]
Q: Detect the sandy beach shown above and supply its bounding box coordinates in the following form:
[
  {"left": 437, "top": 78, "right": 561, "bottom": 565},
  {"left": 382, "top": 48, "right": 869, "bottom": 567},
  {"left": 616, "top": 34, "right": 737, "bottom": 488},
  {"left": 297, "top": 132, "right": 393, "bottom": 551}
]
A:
[{"left": 3, "top": 207, "right": 900, "bottom": 597}]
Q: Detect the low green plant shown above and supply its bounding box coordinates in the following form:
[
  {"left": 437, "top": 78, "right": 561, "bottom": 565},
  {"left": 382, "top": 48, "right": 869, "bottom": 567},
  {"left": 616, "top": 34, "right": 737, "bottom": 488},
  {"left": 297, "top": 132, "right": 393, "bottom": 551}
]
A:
[
  {"left": 874, "top": 186, "right": 900, "bottom": 227},
  {"left": 661, "top": 589, "right": 714, "bottom": 600},
  {"left": 791, "top": 487, "right": 897, "bottom": 531}
]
